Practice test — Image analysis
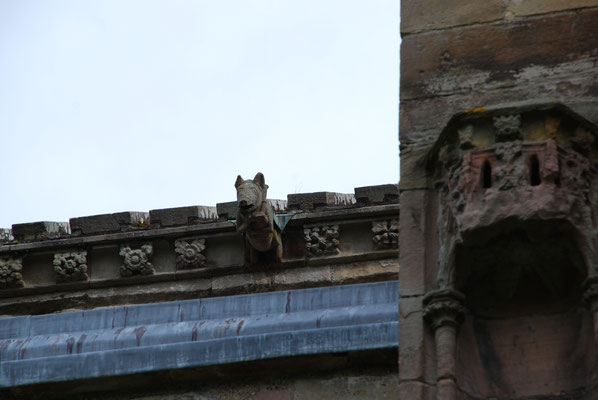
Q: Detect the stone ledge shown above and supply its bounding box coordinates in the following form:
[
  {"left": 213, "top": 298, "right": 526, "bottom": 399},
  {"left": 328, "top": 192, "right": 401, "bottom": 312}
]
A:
[{"left": 0, "top": 257, "right": 398, "bottom": 315}]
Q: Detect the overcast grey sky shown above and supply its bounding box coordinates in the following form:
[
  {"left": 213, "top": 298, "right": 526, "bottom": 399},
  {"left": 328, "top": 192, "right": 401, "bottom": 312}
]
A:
[{"left": 0, "top": 1, "right": 399, "bottom": 228}]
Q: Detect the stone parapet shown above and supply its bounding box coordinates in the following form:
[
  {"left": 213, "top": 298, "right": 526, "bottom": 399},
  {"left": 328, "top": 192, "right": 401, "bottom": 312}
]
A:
[{"left": 0, "top": 188, "right": 398, "bottom": 315}]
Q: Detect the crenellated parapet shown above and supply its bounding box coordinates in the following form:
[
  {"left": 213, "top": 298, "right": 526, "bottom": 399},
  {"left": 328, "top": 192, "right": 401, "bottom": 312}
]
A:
[{"left": 0, "top": 183, "right": 398, "bottom": 315}]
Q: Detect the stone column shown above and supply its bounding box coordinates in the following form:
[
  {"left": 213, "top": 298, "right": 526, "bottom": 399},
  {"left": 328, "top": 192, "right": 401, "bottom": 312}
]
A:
[
  {"left": 423, "top": 289, "right": 466, "bottom": 400},
  {"left": 583, "top": 277, "right": 598, "bottom": 348}
]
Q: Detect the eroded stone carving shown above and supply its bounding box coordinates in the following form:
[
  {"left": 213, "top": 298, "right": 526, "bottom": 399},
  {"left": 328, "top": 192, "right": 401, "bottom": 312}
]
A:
[
  {"left": 493, "top": 114, "right": 521, "bottom": 141},
  {"left": 235, "top": 173, "right": 283, "bottom": 266},
  {"left": 372, "top": 220, "right": 399, "bottom": 250},
  {"left": 430, "top": 105, "right": 598, "bottom": 291},
  {"left": 53, "top": 251, "right": 88, "bottom": 283},
  {"left": 0, "top": 257, "right": 24, "bottom": 289},
  {"left": 120, "top": 244, "right": 154, "bottom": 277},
  {"left": 174, "top": 238, "right": 207, "bottom": 270},
  {"left": 304, "top": 225, "right": 340, "bottom": 257}
]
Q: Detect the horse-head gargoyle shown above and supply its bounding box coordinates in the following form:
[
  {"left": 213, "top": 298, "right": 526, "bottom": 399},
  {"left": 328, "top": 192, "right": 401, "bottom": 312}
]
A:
[{"left": 235, "top": 172, "right": 283, "bottom": 266}]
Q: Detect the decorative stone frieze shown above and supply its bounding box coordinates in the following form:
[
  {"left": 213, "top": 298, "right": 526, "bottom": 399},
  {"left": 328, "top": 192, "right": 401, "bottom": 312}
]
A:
[
  {"left": 304, "top": 225, "right": 340, "bottom": 257},
  {"left": 53, "top": 251, "right": 89, "bottom": 283},
  {"left": 0, "top": 257, "right": 24, "bottom": 289},
  {"left": 119, "top": 244, "right": 154, "bottom": 277},
  {"left": 372, "top": 220, "right": 399, "bottom": 250},
  {"left": 174, "top": 238, "right": 207, "bottom": 270}
]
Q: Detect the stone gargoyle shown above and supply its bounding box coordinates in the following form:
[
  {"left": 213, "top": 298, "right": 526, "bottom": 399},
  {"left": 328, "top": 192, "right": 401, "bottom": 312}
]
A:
[{"left": 235, "top": 172, "right": 283, "bottom": 266}]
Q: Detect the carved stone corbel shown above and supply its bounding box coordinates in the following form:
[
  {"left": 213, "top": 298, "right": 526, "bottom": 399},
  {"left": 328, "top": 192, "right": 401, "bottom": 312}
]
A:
[{"left": 423, "top": 289, "right": 466, "bottom": 400}]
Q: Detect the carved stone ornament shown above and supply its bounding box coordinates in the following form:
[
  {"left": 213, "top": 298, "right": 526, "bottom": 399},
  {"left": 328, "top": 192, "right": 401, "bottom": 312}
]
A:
[
  {"left": 174, "top": 238, "right": 207, "bottom": 270},
  {"left": 304, "top": 225, "right": 340, "bottom": 257},
  {"left": 493, "top": 114, "right": 521, "bottom": 141},
  {"left": 423, "top": 289, "right": 466, "bottom": 331},
  {"left": 372, "top": 219, "right": 399, "bottom": 250},
  {"left": 235, "top": 172, "right": 283, "bottom": 266},
  {"left": 428, "top": 104, "right": 598, "bottom": 293},
  {"left": 0, "top": 257, "right": 24, "bottom": 289},
  {"left": 119, "top": 243, "right": 154, "bottom": 277},
  {"left": 53, "top": 251, "right": 88, "bottom": 283}
]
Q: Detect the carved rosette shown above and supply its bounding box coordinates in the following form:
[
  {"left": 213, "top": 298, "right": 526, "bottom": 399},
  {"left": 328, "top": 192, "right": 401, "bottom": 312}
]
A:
[
  {"left": 119, "top": 244, "right": 154, "bottom": 277},
  {"left": 304, "top": 225, "right": 340, "bottom": 257},
  {"left": 372, "top": 219, "right": 398, "bottom": 250},
  {"left": 53, "top": 251, "right": 88, "bottom": 283},
  {"left": 174, "top": 238, "right": 207, "bottom": 270},
  {"left": 423, "top": 289, "right": 467, "bottom": 330},
  {"left": 0, "top": 257, "right": 24, "bottom": 289}
]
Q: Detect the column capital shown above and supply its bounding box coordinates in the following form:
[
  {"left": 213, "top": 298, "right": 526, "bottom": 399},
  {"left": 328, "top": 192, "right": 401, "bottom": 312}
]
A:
[{"left": 423, "top": 289, "right": 466, "bottom": 331}]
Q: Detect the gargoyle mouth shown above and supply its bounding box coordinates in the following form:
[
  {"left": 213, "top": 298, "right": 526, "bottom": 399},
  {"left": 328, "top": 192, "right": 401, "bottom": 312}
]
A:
[{"left": 239, "top": 203, "right": 254, "bottom": 212}]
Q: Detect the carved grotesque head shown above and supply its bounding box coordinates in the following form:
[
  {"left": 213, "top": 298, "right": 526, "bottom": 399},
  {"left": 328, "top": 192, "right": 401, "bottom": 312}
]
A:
[{"left": 235, "top": 172, "right": 268, "bottom": 214}]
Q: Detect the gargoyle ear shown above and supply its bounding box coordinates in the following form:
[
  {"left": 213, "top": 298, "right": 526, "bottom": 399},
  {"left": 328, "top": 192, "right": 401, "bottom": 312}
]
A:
[
  {"left": 235, "top": 175, "right": 244, "bottom": 189},
  {"left": 253, "top": 172, "right": 265, "bottom": 188}
]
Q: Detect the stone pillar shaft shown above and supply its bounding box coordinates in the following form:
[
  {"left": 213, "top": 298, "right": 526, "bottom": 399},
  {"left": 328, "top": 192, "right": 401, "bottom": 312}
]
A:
[{"left": 423, "top": 289, "right": 466, "bottom": 400}]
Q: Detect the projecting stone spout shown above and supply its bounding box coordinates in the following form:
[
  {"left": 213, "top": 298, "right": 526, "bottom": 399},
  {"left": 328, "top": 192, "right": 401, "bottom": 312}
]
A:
[{"left": 234, "top": 172, "right": 283, "bottom": 267}]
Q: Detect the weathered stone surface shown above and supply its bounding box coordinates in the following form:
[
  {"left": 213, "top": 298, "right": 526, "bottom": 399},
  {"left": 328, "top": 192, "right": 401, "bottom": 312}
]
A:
[
  {"left": 11, "top": 221, "right": 70, "bottom": 242},
  {"left": 235, "top": 173, "right": 283, "bottom": 266},
  {"left": 211, "top": 272, "right": 270, "bottom": 296},
  {"left": 70, "top": 212, "right": 149, "bottom": 235},
  {"left": 174, "top": 238, "right": 207, "bottom": 270},
  {"left": 149, "top": 206, "right": 217, "bottom": 227},
  {"left": 507, "top": 0, "right": 598, "bottom": 18},
  {"left": 372, "top": 220, "right": 399, "bottom": 250},
  {"left": 0, "top": 257, "right": 24, "bottom": 289},
  {"left": 0, "top": 229, "right": 13, "bottom": 243},
  {"left": 398, "top": 296, "right": 427, "bottom": 382},
  {"left": 401, "top": 0, "right": 503, "bottom": 34},
  {"left": 400, "top": 89, "right": 598, "bottom": 146},
  {"left": 53, "top": 250, "right": 88, "bottom": 283},
  {"left": 398, "top": 381, "right": 433, "bottom": 400},
  {"left": 288, "top": 192, "right": 355, "bottom": 211},
  {"left": 304, "top": 225, "right": 340, "bottom": 257},
  {"left": 354, "top": 184, "right": 398, "bottom": 206},
  {"left": 293, "top": 373, "right": 398, "bottom": 400},
  {"left": 119, "top": 243, "right": 154, "bottom": 277},
  {"left": 398, "top": 190, "right": 428, "bottom": 296},
  {"left": 272, "top": 266, "right": 332, "bottom": 289},
  {"left": 398, "top": 144, "right": 431, "bottom": 190},
  {"left": 330, "top": 259, "right": 398, "bottom": 284},
  {"left": 216, "top": 201, "right": 237, "bottom": 220},
  {"left": 401, "top": 9, "right": 598, "bottom": 102}
]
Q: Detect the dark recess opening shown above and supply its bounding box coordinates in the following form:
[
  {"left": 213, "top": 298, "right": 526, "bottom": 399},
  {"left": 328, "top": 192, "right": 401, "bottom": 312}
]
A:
[
  {"left": 530, "top": 155, "right": 541, "bottom": 186},
  {"left": 482, "top": 160, "right": 492, "bottom": 188}
]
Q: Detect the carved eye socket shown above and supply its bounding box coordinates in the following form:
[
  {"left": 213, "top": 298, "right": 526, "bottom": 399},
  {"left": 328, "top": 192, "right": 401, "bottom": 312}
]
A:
[
  {"left": 530, "top": 155, "right": 541, "bottom": 186},
  {"left": 482, "top": 160, "right": 492, "bottom": 189}
]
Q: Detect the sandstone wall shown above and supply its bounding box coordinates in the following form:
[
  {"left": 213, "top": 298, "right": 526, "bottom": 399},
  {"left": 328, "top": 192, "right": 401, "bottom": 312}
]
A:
[{"left": 399, "top": 2, "right": 598, "bottom": 399}]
